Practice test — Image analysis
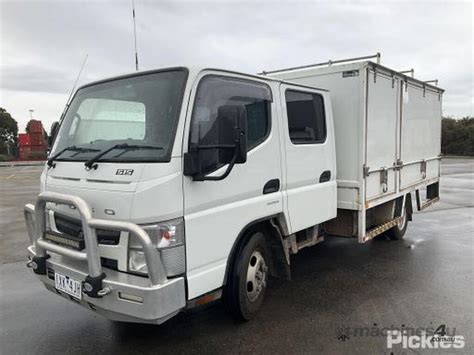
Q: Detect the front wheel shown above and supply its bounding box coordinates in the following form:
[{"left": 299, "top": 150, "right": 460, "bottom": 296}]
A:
[
  {"left": 387, "top": 204, "right": 409, "bottom": 240},
  {"left": 225, "top": 231, "right": 269, "bottom": 321}
]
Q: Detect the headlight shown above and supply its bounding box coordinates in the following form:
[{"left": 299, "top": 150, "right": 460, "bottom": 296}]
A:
[{"left": 128, "top": 217, "right": 185, "bottom": 277}]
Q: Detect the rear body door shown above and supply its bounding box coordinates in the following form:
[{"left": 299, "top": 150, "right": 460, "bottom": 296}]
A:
[
  {"left": 364, "top": 69, "right": 400, "bottom": 200},
  {"left": 279, "top": 84, "right": 337, "bottom": 234},
  {"left": 399, "top": 82, "right": 442, "bottom": 190}
]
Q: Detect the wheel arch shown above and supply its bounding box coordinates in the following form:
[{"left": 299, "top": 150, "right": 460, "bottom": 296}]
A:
[{"left": 223, "top": 214, "right": 291, "bottom": 287}]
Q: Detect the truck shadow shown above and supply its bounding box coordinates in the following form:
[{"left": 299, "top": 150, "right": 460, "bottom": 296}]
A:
[{"left": 108, "top": 234, "right": 424, "bottom": 352}]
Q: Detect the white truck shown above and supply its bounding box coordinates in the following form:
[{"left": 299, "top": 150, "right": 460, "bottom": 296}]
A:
[{"left": 24, "top": 54, "right": 443, "bottom": 324}]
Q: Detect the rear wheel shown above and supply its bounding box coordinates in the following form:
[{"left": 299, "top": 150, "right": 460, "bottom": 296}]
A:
[
  {"left": 225, "top": 231, "right": 269, "bottom": 321},
  {"left": 387, "top": 204, "right": 409, "bottom": 240}
]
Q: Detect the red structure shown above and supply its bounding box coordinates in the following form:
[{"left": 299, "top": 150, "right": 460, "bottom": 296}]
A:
[{"left": 18, "top": 120, "right": 47, "bottom": 160}]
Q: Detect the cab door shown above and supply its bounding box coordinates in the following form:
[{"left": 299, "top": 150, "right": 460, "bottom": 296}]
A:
[
  {"left": 183, "top": 73, "right": 283, "bottom": 299},
  {"left": 279, "top": 84, "right": 336, "bottom": 234}
]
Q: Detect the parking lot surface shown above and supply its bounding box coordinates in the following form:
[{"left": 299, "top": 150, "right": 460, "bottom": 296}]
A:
[{"left": 0, "top": 158, "right": 473, "bottom": 354}]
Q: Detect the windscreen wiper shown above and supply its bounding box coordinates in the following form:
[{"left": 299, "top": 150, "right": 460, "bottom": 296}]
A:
[
  {"left": 47, "top": 146, "right": 100, "bottom": 168},
  {"left": 84, "top": 143, "right": 163, "bottom": 170}
]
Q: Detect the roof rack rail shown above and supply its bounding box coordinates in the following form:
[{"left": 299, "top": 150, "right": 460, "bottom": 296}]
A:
[
  {"left": 424, "top": 79, "right": 439, "bottom": 86},
  {"left": 259, "top": 52, "right": 381, "bottom": 75},
  {"left": 399, "top": 69, "right": 415, "bottom": 77}
]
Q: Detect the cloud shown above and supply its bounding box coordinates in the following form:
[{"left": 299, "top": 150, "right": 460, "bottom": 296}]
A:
[
  {"left": 0, "top": 0, "right": 472, "bottom": 131},
  {"left": 1, "top": 64, "right": 73, "bottom": 93}
]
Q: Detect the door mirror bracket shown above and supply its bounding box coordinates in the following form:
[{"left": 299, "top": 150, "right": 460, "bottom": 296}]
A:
[
  {"left": 184, "top": 105, "right": 247, "bottom": 181},
  {"left": 183, "top": 141, "right": 240, "bottom": 181}
]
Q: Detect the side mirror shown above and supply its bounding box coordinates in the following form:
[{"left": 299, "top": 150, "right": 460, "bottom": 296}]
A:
[
  {"left": 184, "top": 105, "right": 247, "bottom": 181},
  {"left": 217, "top": 105, "right": 247, "bottom": 164},
  {"left": 49, "top": 121, "right": 60, "bottom": 147}
]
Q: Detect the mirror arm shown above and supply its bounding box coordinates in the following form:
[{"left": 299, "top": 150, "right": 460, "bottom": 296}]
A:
[{"left": 195, "top": 153, "right": 237, "bottom": 182}]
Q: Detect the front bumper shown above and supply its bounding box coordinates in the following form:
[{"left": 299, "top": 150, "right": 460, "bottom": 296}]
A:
[{"left": 24, "top": 191, "right": 186, "bottom": 324}]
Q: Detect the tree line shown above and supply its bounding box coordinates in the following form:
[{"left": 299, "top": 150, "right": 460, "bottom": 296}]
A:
[{"left": 441, "top": 117, "right": 473, "bottom": 156}]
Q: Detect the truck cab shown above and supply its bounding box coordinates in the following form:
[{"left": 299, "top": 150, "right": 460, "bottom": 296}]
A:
[{"left": 25, "top": 66, "right": 336, "bottom": 323}]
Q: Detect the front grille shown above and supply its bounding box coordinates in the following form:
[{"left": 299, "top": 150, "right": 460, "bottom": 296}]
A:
[{"left": 53, "top": 213, "right": 120, "bottom": 248}]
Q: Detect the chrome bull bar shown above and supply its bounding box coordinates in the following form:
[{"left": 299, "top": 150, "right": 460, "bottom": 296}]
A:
[{"left": 24, "top": 191, "right": 168, "bottom": 297}]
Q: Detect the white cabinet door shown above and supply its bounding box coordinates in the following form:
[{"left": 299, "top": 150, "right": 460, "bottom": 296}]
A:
[
  {"left": 279, "top": 84, "right": 337, "bottom": 234},
  {"left": 399, "top": 83, "right": 442, "bottom": 190},
  {"left": 365, "top": 71, "right": 400, "bottom": 200}
]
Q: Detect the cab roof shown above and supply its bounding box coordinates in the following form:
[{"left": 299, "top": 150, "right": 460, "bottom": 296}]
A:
[{"left": 76, "top": 66, "right": 329, "bottom": 93}]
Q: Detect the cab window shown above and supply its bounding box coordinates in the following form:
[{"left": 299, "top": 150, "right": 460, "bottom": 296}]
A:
[
  {"left": 190, "top": 75, "right": 272, "bottom": 174},
  {"left": 285, "top": 90, "right": 326, "bottom": 144}
]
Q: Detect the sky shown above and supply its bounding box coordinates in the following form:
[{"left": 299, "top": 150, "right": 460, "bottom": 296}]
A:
[{"left": 0, "top": 0, "right": 472, "bottom": 133}]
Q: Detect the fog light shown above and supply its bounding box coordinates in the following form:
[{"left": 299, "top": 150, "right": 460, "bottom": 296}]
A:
[{"left": 119, "top": 292, "right": 143, "bottom": 303}]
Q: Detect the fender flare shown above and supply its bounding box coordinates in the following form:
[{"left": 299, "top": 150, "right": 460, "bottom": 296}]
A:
[{"left": 222, "top": 214, "right": 290, "bottom": 286}]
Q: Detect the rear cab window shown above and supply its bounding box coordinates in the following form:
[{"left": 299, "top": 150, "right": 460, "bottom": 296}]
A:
[{"left": 285, "top": 90, "right": 327, "bottom": 144}]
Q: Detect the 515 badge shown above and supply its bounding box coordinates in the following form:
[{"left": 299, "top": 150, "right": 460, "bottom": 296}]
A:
[{"left": 116, "top": 169, "right": 134, "bottom": 176}]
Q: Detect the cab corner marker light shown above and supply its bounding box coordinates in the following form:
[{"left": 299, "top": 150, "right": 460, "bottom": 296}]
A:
[
  {"left": 195, "top": 294, "right": 215, "bottom": 306},
  {"left": 157, "top": 226, "right": 176, "bottom": 248},
  {"left": 194, "top": 289, "right": 223, "bottom": 307},
  {"left": 157, "top": 236, "right": 171, "bottom": 248}
]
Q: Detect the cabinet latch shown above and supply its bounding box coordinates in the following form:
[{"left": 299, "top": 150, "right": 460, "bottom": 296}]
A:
[
  {"left": 420, "top": 160, "right": 427, "bottom": 179},
  {"left": 380, "top": 168, "right": 388, "bottom": 193},
  {"left": 363, "top": 165, "right": 370, "bottom": 177}
]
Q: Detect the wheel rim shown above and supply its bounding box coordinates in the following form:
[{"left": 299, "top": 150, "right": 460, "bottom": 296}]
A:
[
  {"left": 246, "top": 250, "right": 267, "bottom": 302},
  {"left": 398, "top": 208, "right": 407, "bottom": 230}
]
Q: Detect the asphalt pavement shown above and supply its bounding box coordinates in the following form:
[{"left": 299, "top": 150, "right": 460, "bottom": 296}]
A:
[{"left": 0, "top": 158, "right": 473, "bottom": 354}]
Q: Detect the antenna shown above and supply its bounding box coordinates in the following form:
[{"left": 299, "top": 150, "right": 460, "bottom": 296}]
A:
[
  {"left": 132, "top": 0, "right": 139, "bottom": 71},
  {"left": 67, "top": 54, "right": 88, "bottom": 105},
  {"left": 59, "top": 54, "right": 88, "bottom": 121}
]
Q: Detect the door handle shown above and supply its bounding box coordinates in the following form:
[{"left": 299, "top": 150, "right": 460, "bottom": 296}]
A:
[
  {"left": 263, "top": 179, "right": 280, "bottom": 194},
  {"left": 319, "top": 170, "right": 331, "bottom": 183}
]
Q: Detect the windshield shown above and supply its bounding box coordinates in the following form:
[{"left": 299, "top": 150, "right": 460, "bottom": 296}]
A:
[{"left": 51, "top": 69, "right": 187, "bottom": 163}]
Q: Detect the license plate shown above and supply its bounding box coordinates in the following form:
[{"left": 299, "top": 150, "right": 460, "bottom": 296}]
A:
[{"left": 54, "top": 272, "right": 82, "bottom": 299}]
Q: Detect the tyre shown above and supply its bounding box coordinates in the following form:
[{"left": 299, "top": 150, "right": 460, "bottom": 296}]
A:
[
  {"left": 387, "top": 204, "right": 409, "bottom": 240},
  {"left": 225, "top": 230, "right": 269, "bottom": 321}
]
